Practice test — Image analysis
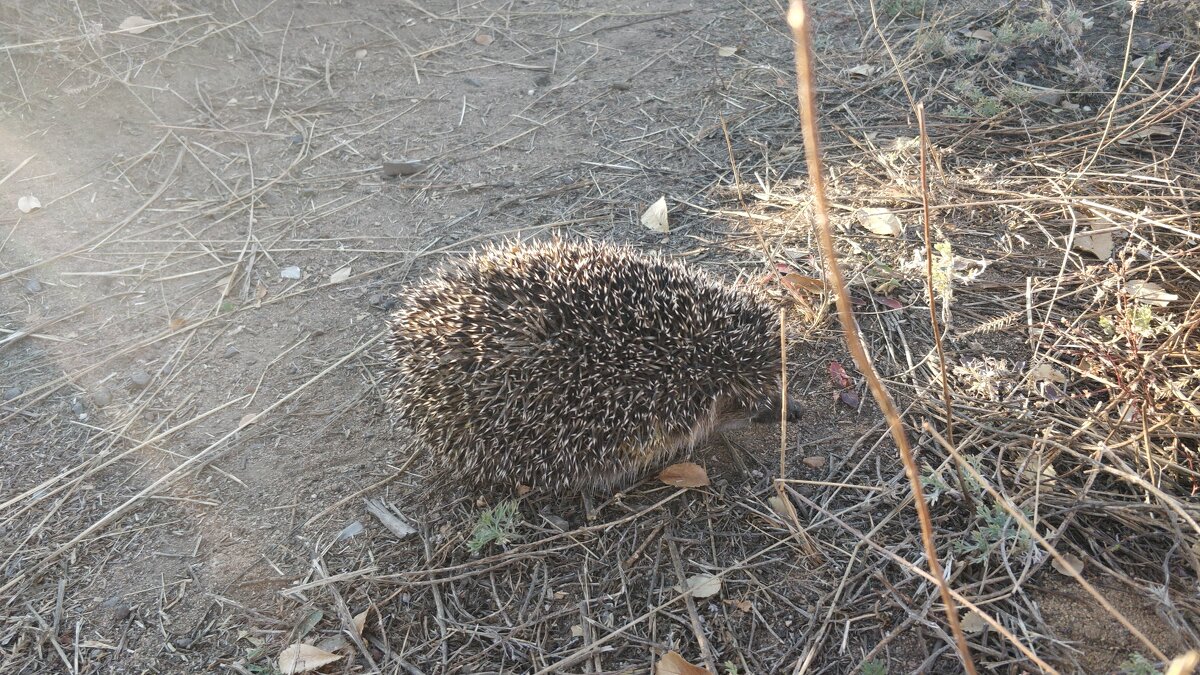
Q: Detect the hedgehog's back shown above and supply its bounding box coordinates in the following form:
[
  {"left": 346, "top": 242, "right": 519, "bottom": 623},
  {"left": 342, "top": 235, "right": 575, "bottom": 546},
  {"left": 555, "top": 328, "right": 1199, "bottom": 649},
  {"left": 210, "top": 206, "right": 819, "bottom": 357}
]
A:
[{"left": 386, "top": 239, "right": 781, "bottom": 492}]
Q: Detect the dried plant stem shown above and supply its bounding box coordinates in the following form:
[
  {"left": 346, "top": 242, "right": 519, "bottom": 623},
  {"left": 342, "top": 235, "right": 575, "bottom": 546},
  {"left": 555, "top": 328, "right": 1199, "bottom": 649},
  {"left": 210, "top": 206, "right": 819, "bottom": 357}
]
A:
[
  {"left": 916, "top": 104, "right": 971, "bottom": 512},
  {"left": 786, "top": 3, "right": 976, "bottom": 673}
]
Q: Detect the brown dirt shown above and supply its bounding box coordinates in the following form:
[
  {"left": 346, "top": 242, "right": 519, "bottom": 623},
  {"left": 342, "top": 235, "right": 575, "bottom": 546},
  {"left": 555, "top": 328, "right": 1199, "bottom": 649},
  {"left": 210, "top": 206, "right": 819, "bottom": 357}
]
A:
[{"left": 2, "top": 0, "right": 1197, "bottom": 674}]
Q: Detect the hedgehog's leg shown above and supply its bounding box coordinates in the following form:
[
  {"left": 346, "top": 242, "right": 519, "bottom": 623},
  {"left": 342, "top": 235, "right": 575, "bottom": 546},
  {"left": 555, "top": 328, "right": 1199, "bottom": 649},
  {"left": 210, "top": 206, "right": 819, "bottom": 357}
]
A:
[{"left": 749, "top": 395, "right": 802, "bottom": 424}]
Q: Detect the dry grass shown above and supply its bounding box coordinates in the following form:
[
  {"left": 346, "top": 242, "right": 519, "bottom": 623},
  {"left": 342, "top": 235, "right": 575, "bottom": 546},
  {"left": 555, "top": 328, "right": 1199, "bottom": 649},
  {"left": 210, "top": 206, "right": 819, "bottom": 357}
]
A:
[{"left": 1, "top": 0, "right": 1198, "bottom": 673}]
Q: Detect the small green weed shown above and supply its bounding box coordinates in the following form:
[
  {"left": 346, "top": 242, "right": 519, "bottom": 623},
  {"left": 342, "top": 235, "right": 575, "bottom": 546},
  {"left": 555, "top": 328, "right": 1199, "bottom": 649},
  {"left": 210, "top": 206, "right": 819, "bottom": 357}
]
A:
[
  {"left": 467, "top": 500, "right": 521, "bottom": 553},
  {"left": 862, "top": 659, "right": 889, "bottom": 675},
  {"left": 1119, "top": 653, "right": 1161, "bottom": 675}
]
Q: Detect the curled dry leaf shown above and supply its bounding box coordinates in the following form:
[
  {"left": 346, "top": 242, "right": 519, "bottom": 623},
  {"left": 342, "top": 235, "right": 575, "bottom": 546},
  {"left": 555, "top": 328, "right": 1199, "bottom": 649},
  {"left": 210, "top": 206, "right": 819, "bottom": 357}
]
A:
[
  {"left": 717, "top": 46, "right": 738, "bottom": 57},
  {"left": 1028, "top": 362, "right": 1066, "bottom": 384},
  {"left": 352, "top": 608, "right": 370, "bottom": 636},
  {"left": 802, "top": 456, "right": 826, "bottom": 469},
  {"left": 1125, "top": 280, "right": 1177, "bottom": 307},
  {"left": 960, "top": 610, "right": 988, "bottom": 634},
  {"left": 238, "top": 413, "right": 257, "bottom": 428},
  {"left": 968, "top": 29, "right": 995, "bottom": 41},
  {"left": 781, "top": 273, "right": 823, "bottom": 296},
  {"left": 683, "top": 573, "right": 721, "bottom": 598},
  {"left": 1021, "top": 460, "right": 1057, "bottom": 490},
  {"left": 723, "top": 598, "right": 752, "bottom": 613},
  {"left": 1051, "top": 552, "right": 1085, "bottom": 577},
  {"left": 856, "top": 207, "right": 903, "bottom": 236},
  {"left": 17, "top": 195, "right": 41, "bottom": 213},
  {"left": 119, "top": 16, "right": 155, "bottom": 34},
  {"left": 641, "top": 196, "right": 669, "bottom": 233},
  {"left": 656, "top": 650, "right": 713, "bottom": 675},
  {"left": 829, "top": 361, "right": 851, "bottom": 389},
  {"left": 1073, "top": 226, "right": 1113, "bottom": 259},
  {"left": 658, "top": 462, "right": 709, "bottom": 488},
  {"left": 277, "top": 643, "right": 343, "bottom": 674},
  {"left": 329, "top": 267, "right": 351, "bottom": 283}
]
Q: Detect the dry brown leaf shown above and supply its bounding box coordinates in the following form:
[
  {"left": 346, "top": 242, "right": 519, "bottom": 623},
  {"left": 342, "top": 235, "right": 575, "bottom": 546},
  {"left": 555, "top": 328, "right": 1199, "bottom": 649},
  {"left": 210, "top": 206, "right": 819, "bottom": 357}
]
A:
[
  {"left": 255, "top": 282, "right": 269, "bottom": 301},
  {"left": 781, "top": 273, "right": 823, "bottom": 296},
  {"left": 169, "top": 317, "right": 187, "bottom": 331},
  {"left": 845, "top": 64, "right": 878, "bottom": 77},
  {"left": 717, "top": 46, "right": 738, "bottom": 57},
  {"left": 682, "top": 573, "right": 721, "bottom": 598},
  {"left": 658, "top": 462, "right": 709, "bottom": 488},
  {"left": 968, "top": 29, "right": 994, "bottom": 41},
  {"left": 238, "top": 413, "right": 257, "bottom": 428},
  {"left": 1021, "top": 459, "right": 1058, "bottom": 490},
  {"left": 641, "top": 196, "right": 669, "bottom": 233},
  {"left": 656, "top": 650, "right": 712, "bottom": 675},
  {"left": 329, "top": 266, "right": 351, "bottom": 283},
  {"left": 277, "top": 643, "right": 343, "bottom": 674},
  {"left": 570, "top": 624, "right": 584, "bottom": 637},
  {"left": 474, "top": 34, "right": 494, "bottom": 46},
  {"left": 723, "top": 598, "right": 752, "bottom": 613},
  {"left": 856, "top": 207, "right": 903, "bottom": 236},
  {"left": 1125, "top": 280, "right": 1178, "bottom": 307},
  {"left": 1073, "top": 226, "right": 1113, "bottom": 259},
  {"left": 352, "top": 608, "right": 369, "bottom": 636},
  {"left": 768, "top": 495, "right": 797, "bottom": 521},
  {"left": 1051, "top": 552, "right": 1085, "bottom": 576},
  {"left": 119, "top": 16, "right": 155, "bottom": 34},
  {"left": 1028, "top": 362, "right": 1066, "bottom": 384},
  {"left": 801, "top": 456, "right": 826, "bottom": 469},
  {"left": 960, "top": 610, "right": 987, "bottom": 634}
]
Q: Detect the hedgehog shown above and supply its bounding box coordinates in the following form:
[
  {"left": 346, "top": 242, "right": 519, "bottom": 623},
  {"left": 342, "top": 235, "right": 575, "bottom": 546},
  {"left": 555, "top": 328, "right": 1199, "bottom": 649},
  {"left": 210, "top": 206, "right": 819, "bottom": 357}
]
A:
[{"left": 386, "top": 238, "right": 793, "bottom": 492}]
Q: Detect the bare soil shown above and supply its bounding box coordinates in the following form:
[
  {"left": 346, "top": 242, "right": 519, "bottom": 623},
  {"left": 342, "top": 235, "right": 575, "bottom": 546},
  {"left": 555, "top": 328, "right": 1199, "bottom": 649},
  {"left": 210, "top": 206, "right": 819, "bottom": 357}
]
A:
[{"left": 2, "top": 1, "right": 1198, "bottom": 674}]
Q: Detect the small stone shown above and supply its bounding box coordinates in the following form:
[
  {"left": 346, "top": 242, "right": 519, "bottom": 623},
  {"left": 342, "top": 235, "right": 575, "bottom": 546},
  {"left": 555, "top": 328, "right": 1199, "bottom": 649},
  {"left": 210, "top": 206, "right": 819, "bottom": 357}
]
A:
[
  {"left": 129, "top": 370, "right": 151, "bottom": 389},
  {"left": 71, "top": 400, "right": 86, "bottom": 416},
  {"left": 173, "top": 636, "right": 193, "bottom": 649},
  {"left": 802, "top": 456, "right": 827, "bottom": 469},
  {"left": 114, "top": 606, "right": 131, "bottom": 621},
  {"left": 222, "top": 346, "right": 239, "bottom": 359},
  {"left": 464, "top": 77, "right": 483, "bottom": 88},
  {"left": 381, "top": 160, "right": 429, "bottom": 178},
  {"left": 24, "top": 278, "right": 43, "bottom": 293},
  {"left": 534, "top": 74, "right": 551, "bottom": 87},
  {"left": 92, "top": 388, "right": 112, "bottom": 407},
  {"left": 280, "top": 266, "right": 302, "bottom": 280},
  {"left": 3, "top": 386, "right": 21, "bottom": 401}
]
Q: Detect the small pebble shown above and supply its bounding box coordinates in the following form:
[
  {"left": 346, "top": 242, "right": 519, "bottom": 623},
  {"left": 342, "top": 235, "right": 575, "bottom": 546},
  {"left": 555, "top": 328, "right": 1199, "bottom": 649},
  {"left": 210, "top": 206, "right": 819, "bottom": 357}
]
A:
[
  {"left": 3, "top": 386, "right": 21, "bottom": 401},
  {"left": 534, "top": 74, "right": 551, "bottom": 87},
  {"left": 24, "top": 278, "right": 43, "bottom": 293},
  {"left": 129, "top": 370, "right": 151, "bottom": 389},
  {"left": 280, "top": 266, "right": 302, "bottom": 280},
  {"left": 173, "top": 637, "right": 193, "bottom": 649},
  {"left": 71, "top": 400, "right": 86, "bottom": 416},
  {"left": 114, "top": 606, "right": 131, "bottom": 621},
  {"left": 222, "top": 346, "right": 239, "bottom": 359},
  {"left": 92, "top": 387, "right": 112, "bottom": 407},
  {"left": 464, "top": 76, "right": 483, "bottom": 88}
]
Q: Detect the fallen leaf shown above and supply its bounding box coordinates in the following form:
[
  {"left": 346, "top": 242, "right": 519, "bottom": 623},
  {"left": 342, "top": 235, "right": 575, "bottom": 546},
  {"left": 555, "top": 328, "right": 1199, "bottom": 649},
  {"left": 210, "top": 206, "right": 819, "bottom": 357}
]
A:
[
  {"left": 1073, "top": 226, "right": 1113, "bottom": 259},
  {"left": 960, "top": 610, "right": 988, "bottom": 634},
  {"left": 717, "top": 46, "right": 738, "bottom": 57},
  {"left": 570, "top": 624, "right": 584, "bottom": 637},
  {"left": 474, "top": 34, "right": 494, "bottom": 46},
  {"left": 683, "top": 574, "right": 721, "bottom": 598},
  {"left": 277, "top": 644, "right": 343, "bottom": 674},
  {"left": 768, "top": 495, "right": 797, "bottom": 521},
  {"left": 856, "top": 207, "right": 903, "bottom": 236},
  {"left": 658, "top": 462, "right": 710, "bottom": 488},
  {"left": 1125, "top": 280, "right": 1177, "bottom": 307},
  {"left": 968, "top": 29, "right": 995, "bottom": 41},
  {"left": 1028, "top": 362, "right": 1066, "bottom": 384},
  {"left": 838, "top": 390, "right": 860, "bottom": 408},
  {"left": 169, "top": 317, "right": 187, "bottom": 331},
  {"left": 641, "top": 196, "right": 669, "bottom": 233},
  {"left": 354, "top": 48, "right": 367, "bottom": 59},
  {"left": 723, "top": 598, "right": 752, "bottom": 613},
  {"left": 381, "top": 160, "right": 429, "bottom": 177},
  {"left": 656, "top": 650, "right": 713, "bottom": 675},
  {"left": 119, "top": 16, "right": 155, "bottom": 34},
  {"left": 1119, "top": 124, "right": 1174, "bottom": 143},
  {"left": 238, "top": 413, "right": 256, "bottom": 428},
  {"left": 802, "top": 456, "right": 826, "bottom": 469},
  {"left": 255, "top": 282, "right": 269, "bottom": 301},
  {"left": 516, "top": 483, "right": 532, "bottom": 497},
  {"left": 329, "top": 267, "right": 351, "bottom": 283},
  {"left": 781, "top": 273, "right": 823, "bottom": 296},
  {"left": 1051, "top": 552, "right": 1085, "bottom": 576},
  {"left": 1021, "top": 459, "right": 1058, "bottom": 490},
  {"left": 875, "top": 295, "right": 903, "bottom": 310},
  {"left": 845, "top": 64, "right": 878, "bottom": 77},
  {"left": 829, "top": 361, "right": 851, "bottom": 389},
  {"left": 17, "top": 195, "right": 41, "bottom": 213}
]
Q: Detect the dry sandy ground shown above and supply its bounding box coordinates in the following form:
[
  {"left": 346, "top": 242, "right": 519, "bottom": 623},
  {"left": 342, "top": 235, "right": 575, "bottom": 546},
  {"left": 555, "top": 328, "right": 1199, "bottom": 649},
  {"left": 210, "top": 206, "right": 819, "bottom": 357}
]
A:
[{"left": 2, "top": 0, "right": 1198, "bottom": 673}]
